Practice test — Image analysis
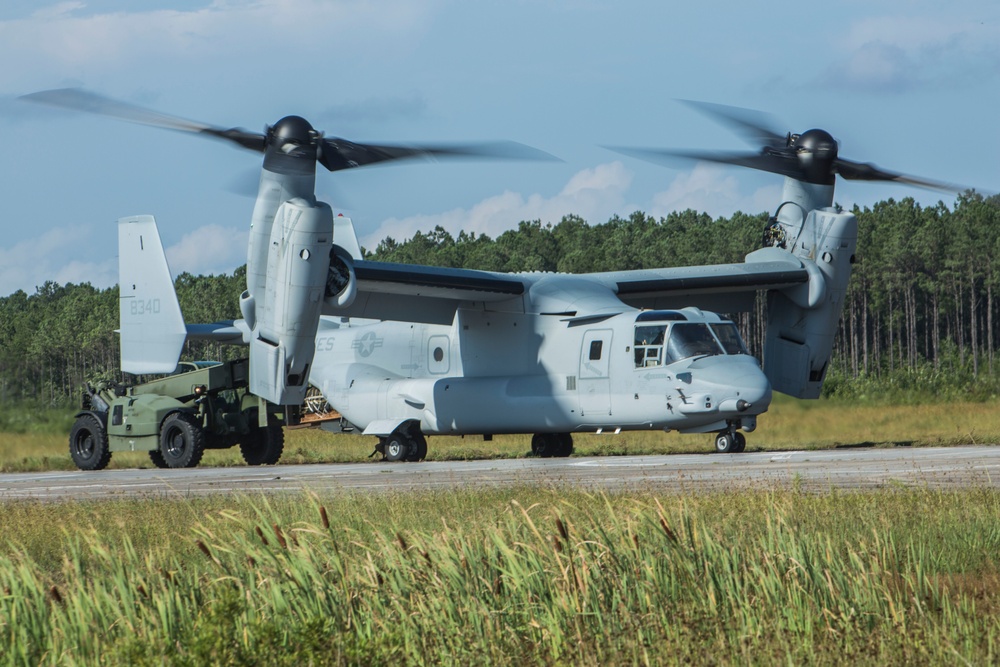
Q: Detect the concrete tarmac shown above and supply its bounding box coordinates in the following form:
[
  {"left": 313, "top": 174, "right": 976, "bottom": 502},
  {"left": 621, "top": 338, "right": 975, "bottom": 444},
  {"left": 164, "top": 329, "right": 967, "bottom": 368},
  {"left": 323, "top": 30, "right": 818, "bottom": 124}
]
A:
[{"left": 2, "top": 445, "right": 999, "bottom": 502}]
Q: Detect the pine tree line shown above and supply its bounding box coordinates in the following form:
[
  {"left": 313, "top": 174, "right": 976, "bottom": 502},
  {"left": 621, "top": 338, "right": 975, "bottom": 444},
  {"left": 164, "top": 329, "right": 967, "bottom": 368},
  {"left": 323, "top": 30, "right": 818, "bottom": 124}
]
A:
[{"left": 2, "top": 194, "right": 997, "bottom": 405}]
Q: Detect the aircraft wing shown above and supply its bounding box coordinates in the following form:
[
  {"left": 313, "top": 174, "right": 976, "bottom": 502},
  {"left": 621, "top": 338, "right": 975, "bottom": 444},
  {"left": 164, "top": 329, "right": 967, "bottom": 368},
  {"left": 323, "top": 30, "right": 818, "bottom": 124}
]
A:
[
  {"left": 326, "top": 250, "right": 809, "bottom": 324},
  {"left": 587, "top": 253, "right": 809, "bottom": 312},
  {"left": 327, "top": 260, "right": 528, "bottom": 324}
]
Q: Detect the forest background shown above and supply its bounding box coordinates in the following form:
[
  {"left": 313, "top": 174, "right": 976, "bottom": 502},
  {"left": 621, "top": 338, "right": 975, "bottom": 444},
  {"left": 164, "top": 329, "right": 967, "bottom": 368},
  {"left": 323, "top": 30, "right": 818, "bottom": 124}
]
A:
[{"left": 3, "top": 192, "right": 999, "bottom": 409}]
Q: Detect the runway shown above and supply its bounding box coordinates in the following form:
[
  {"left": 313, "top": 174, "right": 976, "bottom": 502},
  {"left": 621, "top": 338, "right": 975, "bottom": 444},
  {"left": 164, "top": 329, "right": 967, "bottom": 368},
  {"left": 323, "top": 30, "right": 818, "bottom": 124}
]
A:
[{"left": 2, "top": 445, "right": 999, "bottom": 502}]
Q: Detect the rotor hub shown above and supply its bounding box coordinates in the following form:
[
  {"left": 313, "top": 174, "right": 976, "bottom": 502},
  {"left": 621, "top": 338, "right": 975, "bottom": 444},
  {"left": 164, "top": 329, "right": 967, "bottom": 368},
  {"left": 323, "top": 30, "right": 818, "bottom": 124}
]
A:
[
  {"left": 790, "top": 129, "right": 838, "bottom": 184},
  {"left": 269, "top": 115, "right": 319, "bottom": 148}
]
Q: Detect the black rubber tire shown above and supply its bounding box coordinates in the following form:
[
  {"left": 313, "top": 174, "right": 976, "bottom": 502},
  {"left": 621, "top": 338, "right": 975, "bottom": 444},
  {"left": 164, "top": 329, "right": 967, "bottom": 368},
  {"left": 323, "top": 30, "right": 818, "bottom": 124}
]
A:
[
  {"left": 715, "top": 432, "right": 735, "bottom": 453},
  {"left": 240, "top": 423, "right": 285, "bottom": 465},
  {"left": 554, "top": 433, "right": 574, "bottom": 458},
  {"left": 733, "top": 432, "right": 747, "bottom": 453},
  {"left": 69, "top": 415, "right": 111, "bottom": 470},
  {"left": 405, "top": 433, "right": 428, "bottom": 462},
  {"left": 383, "top": 433, "right": 410, "bottom": 462},
  {"left": 159, "top": 412, "right": 205, "bottom": 468},
  {"left": 148, "top": 449, "right": 169, "bottom": 469},
  {"left": 531, "top": 433, "right": 559, "bottom": 458}
]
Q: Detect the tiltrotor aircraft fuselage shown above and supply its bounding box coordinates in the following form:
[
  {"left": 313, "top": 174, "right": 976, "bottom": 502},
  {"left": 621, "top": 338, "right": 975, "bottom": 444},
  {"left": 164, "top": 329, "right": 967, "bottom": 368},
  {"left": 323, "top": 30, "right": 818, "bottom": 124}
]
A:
[{"left": 25, "top": 90, "right": 960, "bottom": 463}]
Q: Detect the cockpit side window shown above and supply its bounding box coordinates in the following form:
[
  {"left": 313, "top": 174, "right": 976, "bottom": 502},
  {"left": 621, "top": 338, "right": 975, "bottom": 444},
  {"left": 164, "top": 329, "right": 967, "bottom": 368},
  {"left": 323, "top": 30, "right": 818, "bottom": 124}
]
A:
[
  {"left": 711, "top": 323, "right": 749, "bottom": 355},
  {"left": 665, "top": 323, "right": 723, "bottom": 363},
  {"left": 634, "top": 325, "right": 666, "bottom": 367}
]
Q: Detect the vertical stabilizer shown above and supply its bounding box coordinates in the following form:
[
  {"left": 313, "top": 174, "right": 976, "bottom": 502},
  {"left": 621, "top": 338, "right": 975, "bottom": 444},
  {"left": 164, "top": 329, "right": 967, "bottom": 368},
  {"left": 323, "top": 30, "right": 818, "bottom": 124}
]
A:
[
  {"left": 333, "top": 215, "right": 363, "bottom": 260},
  {"left": 118, "top": 215, "right": 186, "bottom": 374}
]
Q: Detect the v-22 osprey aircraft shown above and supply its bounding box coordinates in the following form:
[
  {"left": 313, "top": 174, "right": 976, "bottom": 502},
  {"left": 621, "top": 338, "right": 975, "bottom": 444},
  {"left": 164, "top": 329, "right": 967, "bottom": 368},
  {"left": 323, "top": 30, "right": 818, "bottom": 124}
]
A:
[{"left": 26, "top": 91, "right": 962, "bottom": 463}]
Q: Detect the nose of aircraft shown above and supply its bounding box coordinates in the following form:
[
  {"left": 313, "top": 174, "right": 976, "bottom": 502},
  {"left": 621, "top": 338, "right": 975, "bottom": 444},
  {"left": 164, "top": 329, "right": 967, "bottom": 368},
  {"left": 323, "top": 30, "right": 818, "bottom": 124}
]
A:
[{"left": 684, "top": 355, "right": 772, "bottom": 416}]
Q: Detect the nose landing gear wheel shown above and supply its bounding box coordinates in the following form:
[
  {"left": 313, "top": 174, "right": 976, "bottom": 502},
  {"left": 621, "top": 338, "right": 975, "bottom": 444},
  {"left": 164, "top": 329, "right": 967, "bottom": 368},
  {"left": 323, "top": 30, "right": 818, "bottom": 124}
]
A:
[{"left": 714, "top": 431, "right": 747, "bottom": 453}]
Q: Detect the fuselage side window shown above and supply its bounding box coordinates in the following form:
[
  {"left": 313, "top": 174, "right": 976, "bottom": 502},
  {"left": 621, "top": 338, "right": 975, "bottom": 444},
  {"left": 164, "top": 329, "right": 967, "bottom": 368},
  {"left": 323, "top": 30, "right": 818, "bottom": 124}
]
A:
[
  {"left": 711, "top": 323, "right": 749, "bottom": 355},
  {"left": 589, "top": 339, "right": 603, "bottom": 361},
  {"left": 634, "top": 325, "right": 666, "bottom": 367}
]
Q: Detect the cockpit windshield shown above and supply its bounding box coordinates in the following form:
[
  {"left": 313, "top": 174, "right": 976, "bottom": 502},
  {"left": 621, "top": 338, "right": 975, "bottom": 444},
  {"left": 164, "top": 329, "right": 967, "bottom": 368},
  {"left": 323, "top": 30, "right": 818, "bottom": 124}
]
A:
[
  {"left": 711, "top": 322, "right": 749, "bottom": 355},
  {"left": 633, "top": 319, "right": 748, "bottom": 368},
  {"left": 664, "top": 323, "right": 723, "bottom": 364}
]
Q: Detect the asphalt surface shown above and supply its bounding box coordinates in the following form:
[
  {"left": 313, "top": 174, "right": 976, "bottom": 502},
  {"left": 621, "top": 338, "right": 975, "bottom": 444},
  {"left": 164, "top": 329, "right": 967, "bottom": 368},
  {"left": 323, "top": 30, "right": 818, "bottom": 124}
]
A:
[{"left": 1, "top": 445, "right": 999, "bottom": 502}]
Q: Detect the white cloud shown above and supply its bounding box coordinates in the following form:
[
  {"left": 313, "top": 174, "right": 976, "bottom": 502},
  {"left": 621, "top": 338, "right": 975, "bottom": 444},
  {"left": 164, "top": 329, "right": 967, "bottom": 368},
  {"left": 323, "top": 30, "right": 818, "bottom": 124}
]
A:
[
  {"left": 649, "top": 163, "right": 779, "bottom": 219},
  {"left": 0, "top": 222, "right": 248, "bottom": 296},
  {"left": 0, "top": 0, "right": 438, "bottom": 89},
  {"left": 164, "top": 224, "right": 248, "bottom": 277},
  {"left": 362, "top": 161, "right": 633, "bottom": 246},
  {"left": 822, "top": 15, "right": 1000, "bottom": 92},
  {"left": 0, "top": 226, "right": 116, "bottom": 295}
]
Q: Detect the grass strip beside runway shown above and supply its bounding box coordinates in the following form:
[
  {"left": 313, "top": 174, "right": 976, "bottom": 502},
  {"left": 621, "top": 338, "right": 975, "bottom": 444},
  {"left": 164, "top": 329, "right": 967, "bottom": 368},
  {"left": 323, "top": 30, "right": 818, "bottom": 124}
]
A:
[
  {"left": 4, "top": 395, "right": 1000, "bottom": 473},
  {"left": 2, "top": 486, "right": 999, "bottom": 665}
]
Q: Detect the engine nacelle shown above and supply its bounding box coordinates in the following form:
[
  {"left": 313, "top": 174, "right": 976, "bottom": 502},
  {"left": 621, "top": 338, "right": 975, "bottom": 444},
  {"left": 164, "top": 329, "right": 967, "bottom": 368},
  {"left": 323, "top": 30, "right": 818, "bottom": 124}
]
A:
[
  {"left": 245, "top": 169, "right": 317, "bottom": 317},
  {"left": 758, "top": 206, "right": 857, "bottom": 398},
  {"left": 249, "top": 197, "right": 333, "bottom": 405},
  {"left": 325, "top": 245, "right": 357, "bottom": 309}
]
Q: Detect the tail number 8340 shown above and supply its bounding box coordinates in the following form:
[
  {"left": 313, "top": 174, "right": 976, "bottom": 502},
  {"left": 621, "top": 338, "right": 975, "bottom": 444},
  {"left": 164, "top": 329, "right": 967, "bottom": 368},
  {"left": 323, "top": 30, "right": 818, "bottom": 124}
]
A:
[{"left": 129, "top": 298, "right": 161, "bottom": 316}]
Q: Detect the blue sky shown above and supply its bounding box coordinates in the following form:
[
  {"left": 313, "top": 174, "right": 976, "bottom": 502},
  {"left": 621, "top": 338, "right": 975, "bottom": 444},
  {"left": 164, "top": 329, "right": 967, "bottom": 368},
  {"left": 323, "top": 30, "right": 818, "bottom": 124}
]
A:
[{"left": 1, "top": 0, "right": 997, "bottom": 296}]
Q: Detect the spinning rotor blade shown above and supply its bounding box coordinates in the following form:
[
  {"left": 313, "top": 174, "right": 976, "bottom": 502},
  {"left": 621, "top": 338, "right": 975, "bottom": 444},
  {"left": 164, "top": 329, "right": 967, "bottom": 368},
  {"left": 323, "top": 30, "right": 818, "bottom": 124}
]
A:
[
  {"left": 613, "top": 101, "right": 968, "bottom": 193},
  {"left": 833, "top": 158, "right": 960, "bottom": 193},
  {"left": 606, "top": 146, "right": 806, "bottom": 181},
  {"left": 22, "top": 88, "right": 556, "bottom": 174},
  {"left": 678, "top": 100, "right": 787, "bottom": 149},
  {"left": 318, "top": 137, "right": 556, "bottom": 172},
  {"left": 20, "top": 88, "right": 266, "bottom": 152}
]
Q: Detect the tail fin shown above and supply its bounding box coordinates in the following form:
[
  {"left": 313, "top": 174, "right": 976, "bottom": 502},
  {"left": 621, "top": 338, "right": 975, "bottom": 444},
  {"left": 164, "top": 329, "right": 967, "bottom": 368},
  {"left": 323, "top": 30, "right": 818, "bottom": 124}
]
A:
[
  {"left": 118, "top": 215, "right": 186, "bottom": 374},
  {"left": 333, "top": 215, "right": 363, "bottom": 259}
]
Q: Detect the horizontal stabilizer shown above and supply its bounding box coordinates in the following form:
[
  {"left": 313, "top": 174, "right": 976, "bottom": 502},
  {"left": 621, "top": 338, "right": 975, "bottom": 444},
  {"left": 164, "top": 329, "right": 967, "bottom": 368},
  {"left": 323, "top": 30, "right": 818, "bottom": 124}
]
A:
[{"left": 185, "top": 322, "right": 247, "bottom": 344}]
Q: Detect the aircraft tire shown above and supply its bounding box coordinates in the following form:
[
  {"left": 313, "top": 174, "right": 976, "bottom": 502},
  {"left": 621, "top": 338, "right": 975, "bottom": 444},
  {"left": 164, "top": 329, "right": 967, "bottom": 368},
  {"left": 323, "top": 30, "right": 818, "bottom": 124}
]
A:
[
  {"left": 532, "top": 433, "right": 561, "bottom": 458},
  {"left": 240, "top": 423, "right": 285, "bottom": 465},
  {"left": 69, "top": 414, "right": 111, "bottom": 471},
  {"left": 405, "top": 433, "right": 428, "bottom": 462},
  {"left": 148, "top": 449, "right": 170, "bottom": 469},
  {"left": 384, "top": 433, "right": 410, "bottom": 462},
  {"left": 554, "top": 433, "right": 574, "bottom": 457},
  {"left": 714, "top": 432, "right": 736, "bottom": 453},
  {"left": 733, "top": 432, "right": 747, "bottom": 453},
  {"left": 159, "top": 412, "right": 206, "bottom": 468}
]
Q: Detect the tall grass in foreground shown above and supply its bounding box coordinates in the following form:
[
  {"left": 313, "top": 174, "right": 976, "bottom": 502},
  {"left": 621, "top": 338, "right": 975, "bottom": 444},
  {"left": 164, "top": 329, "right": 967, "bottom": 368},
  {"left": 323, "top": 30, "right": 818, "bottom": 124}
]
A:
[{"left": 2, "top": 487, "right": 1000, "bottom": 665}]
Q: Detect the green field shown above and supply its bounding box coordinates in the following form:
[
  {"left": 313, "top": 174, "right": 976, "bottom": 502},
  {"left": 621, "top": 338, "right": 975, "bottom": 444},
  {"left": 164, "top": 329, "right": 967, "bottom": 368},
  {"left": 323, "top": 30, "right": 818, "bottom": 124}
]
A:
[
  {"left": 4, "top": 397, "right": 1000, "bottom": 664},
  {"left": 2, "top": 487, "right": 999, "bottom": 665},
  {"left": 3, "top": 394, "right": 999, "bottom": 473}
]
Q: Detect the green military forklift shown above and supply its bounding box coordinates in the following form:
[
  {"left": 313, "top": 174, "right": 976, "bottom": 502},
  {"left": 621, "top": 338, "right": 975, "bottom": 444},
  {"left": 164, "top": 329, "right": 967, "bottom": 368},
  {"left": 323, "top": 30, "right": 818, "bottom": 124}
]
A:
[{"left": 68, "top": 358, "right": 290, "bottom": 470}]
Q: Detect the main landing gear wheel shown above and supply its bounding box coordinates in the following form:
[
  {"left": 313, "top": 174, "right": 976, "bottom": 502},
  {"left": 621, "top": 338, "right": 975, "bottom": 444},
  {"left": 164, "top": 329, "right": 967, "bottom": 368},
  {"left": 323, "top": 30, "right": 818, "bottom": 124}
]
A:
[
  {"left": 159, "top": 412, "right": 206, "bottom": 468},
  {"left": 379, "top": 429, "right": 428, "bottom": 462},
  {"left": 405, "top": 433, "right": 428, "bottom": 462},
  {"left": 714, "top": 431, "right": 746, "bottom": 454},
  {"left": 383, "top": 433, "right": 409, "bottom": 462},
  {"left": 531, "top": 433, "right": 574, "bottom": 458},
  {"left": 69, "top": 415, "right": 111, "bottom": 470}
]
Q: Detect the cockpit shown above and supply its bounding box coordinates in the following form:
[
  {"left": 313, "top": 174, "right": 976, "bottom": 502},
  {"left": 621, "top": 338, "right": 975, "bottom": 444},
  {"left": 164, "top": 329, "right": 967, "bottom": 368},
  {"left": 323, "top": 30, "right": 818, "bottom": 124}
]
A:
[{"left": 633, "top": 310, "right": 749, "bottom": 368}]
